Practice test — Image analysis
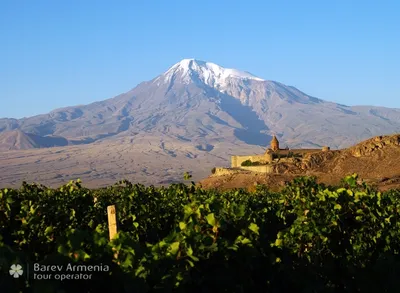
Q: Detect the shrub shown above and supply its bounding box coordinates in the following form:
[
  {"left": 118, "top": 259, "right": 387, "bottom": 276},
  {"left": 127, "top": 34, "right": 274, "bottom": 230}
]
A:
[
  {"left": 241, "top": 160, "right": 263, "bottom": 166},
  {"left": 241, "top": 159, "right": 253, "bottom": 166}
]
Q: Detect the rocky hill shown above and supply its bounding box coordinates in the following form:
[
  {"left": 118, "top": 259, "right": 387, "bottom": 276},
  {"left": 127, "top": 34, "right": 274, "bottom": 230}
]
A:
[
  {"left": 199, "top": 134, "right": 400, "bottom": 192},
  {"left": 0, "top": 129, "right": 69, "bottom": 151}
]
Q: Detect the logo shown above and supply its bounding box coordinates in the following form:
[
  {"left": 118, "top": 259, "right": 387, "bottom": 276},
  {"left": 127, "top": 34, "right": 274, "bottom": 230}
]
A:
[{"left": 9, "top": 264, "right": 23, "bottom": 278}]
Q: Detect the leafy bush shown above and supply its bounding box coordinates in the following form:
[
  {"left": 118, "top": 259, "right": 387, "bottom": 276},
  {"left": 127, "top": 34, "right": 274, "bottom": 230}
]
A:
[
  {"left": 241, "top": 159, "right": 253, "bottom": 166},
  {"left": 1, "top": 175, "right": 400, "bottom": 292},
  {"left": 241, "top": 160, "right": 263, "bottom": 166}
]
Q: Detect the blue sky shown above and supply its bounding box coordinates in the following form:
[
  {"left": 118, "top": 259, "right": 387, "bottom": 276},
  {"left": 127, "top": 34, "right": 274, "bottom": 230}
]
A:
[{"left": 1, "top": 0, "right": 399, "bottom": 118}]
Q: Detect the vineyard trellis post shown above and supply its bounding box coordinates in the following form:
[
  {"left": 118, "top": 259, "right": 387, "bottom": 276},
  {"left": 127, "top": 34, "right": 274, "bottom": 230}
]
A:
[
  {"left": 107, "top": 204, "right": 119, "bottom": 260},
  {"left": 107, "top": 205, "right": 118, "bottom": 240}
]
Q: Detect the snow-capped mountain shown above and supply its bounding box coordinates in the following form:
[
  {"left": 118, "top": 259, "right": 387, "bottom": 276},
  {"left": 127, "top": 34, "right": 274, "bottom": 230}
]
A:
[
  {"left": 156, "top": 59, "right": 264, "bottom": 88},
  {"left": 1, "top": 59, "right": 400, "bottom": 151}
]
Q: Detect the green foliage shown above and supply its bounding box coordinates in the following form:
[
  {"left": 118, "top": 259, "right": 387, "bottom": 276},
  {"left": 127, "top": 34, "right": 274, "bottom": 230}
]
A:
[
  {"left": 1, "top": 175, "right": 400, "bottom": 292},
  {"left": 241, "top": 159, "right": 253, "bottom": 166},
  {"left": 183, "top": 171, "right": 192, "bottom": 180},
  {"left": 241, "top": 160, "right": 263, "bottom": 166},
  {"left": 273, "top": 152, "right": 302, "bottom": 160}
]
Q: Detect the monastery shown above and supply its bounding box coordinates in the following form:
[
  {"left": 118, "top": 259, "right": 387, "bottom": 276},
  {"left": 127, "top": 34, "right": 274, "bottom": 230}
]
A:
[
  {"left": 213, "top": 135, "right": 331, "bottom": 176},
  {"left": 231, "top": 135, "right": 330, "bottom": 168}
]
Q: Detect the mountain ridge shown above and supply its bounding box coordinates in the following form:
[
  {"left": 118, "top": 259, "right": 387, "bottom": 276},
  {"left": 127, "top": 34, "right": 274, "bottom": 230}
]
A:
[{"left": 1, "top": 59, "right": 399, "bottom": 151}]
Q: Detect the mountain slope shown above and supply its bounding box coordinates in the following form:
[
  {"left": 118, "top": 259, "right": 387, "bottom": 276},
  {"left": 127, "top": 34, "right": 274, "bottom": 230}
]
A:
[
  {"left": 1, "top": 59, "right": 399, "bottom": 151},
  {"left": 0, "top": 129, "right": 69, "bottom": 151}
]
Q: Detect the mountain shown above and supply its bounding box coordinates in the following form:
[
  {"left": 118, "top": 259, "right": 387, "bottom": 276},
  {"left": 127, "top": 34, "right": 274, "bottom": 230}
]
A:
[
  {"left": 1, "top": 59, "right": 399, "bottom": 150},
  {"left": 0, "top": 129, "right": 69, "bottom": 151},
  {"left": 0, "top": 59, "right": 399, "bottom": 188}
]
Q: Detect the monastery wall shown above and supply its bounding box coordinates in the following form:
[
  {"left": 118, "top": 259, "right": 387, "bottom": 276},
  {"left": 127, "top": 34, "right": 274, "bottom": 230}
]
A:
[
  {"left": 231, "top": 154, "right": 272, "bottom": 168},
  {"left": 240, "top": 165, "right": 274, "bottom": 174}
]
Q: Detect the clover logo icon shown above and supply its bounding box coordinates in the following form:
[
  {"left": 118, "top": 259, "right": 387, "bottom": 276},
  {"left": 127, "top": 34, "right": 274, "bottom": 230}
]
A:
[{"left": 9, "top": 264, "right": 23, "bottom": 278}]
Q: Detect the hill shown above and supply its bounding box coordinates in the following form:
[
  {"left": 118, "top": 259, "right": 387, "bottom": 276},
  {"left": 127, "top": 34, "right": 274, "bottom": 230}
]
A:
[
  {"left": 198, "top": 134, "right": 400, "bottom": 192},
  {"left": 0, "top": 129, "right": 69, "bottom": 151}
]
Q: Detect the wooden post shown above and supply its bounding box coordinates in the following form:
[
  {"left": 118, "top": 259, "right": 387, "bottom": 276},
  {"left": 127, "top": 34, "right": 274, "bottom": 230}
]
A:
[
  {"left": 107, "top": 205, "right": 119, "bottom": 261},
  {"left": 107, "top": 205, "right": 118, "bottom": 240}
]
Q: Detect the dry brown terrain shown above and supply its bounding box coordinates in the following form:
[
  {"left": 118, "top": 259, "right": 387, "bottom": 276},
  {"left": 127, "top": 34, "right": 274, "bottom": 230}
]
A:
[
  {"left": 0, "top": 134, "right": 264, "bottom": 189},
  {"left": 199, "top": 134, "right": 400, "bottom": 192},
  {"left": 1, "top": 134, "right": 399, "bottom": 191}
]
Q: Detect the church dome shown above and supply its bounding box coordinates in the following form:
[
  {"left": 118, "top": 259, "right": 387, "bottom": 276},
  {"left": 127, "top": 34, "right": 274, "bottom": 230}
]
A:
[{"left": 270, "top": 135, "right": 279, "bottom": 151}]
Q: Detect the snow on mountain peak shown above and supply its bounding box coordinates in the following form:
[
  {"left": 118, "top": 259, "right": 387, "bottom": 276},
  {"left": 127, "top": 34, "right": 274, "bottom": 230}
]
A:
[{"left": 158, "top": 59, "right": 264, "bottom": 88}]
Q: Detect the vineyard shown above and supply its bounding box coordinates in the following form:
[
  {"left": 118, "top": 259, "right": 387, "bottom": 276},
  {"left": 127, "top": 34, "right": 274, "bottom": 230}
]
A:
[{"left": 1, "top": 174, "right": 400, "bottom": 293}]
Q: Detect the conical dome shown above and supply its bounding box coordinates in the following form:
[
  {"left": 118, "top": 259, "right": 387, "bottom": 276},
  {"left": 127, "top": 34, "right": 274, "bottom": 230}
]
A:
[{"left": 270, "top": 135, "right": 279, "bottom": 151}]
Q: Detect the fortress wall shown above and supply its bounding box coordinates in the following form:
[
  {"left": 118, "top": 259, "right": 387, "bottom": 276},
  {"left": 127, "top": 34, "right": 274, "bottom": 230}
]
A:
[
  {"left": 213, "top": 167, "right": 241, "bottom": 176},
  {"left": 231, "top": 155, "right": 271, "bottom": 168},
  {"left": 276, "top": 149, "right": 322, "bottom": 155},
  {"left": 240, "top": 165, "right": 274, "bottom": 173},
  {"left": 213, "top": 166, "right": 274, "bottom": 176}
]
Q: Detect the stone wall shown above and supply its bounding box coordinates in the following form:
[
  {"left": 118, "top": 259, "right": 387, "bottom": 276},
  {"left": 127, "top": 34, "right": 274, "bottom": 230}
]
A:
[
  {"left": 231, "top": 154, "right": 272, "bottom": 168},
  {"left": 240, "top": 165, "right": 274, "bottom": 173},
  {"left": 213, "top": 167, "right": 242, "bottom": 176},
  {"left": 213, "top": 165, "right": 274, "bottom": 176},
  {"left": 274, "top": 149, "right": 322, "bottom": 155}
]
